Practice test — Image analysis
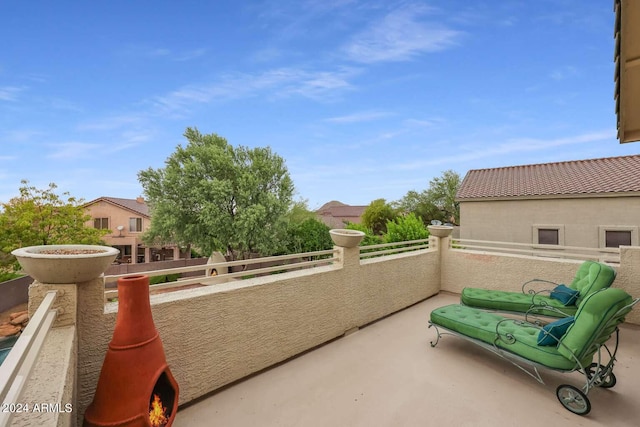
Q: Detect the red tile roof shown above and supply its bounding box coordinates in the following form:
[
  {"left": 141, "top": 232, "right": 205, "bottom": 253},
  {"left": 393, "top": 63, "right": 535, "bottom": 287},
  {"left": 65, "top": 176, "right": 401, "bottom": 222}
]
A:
[
  {"left": 316, "top": 201, "right": 367, "bottom": 228},
  {"left": 83, "top": 197, "right": 150, "bottom": 217},
  {"left": 457, "top": 154, "right": 640, "bottom": 200}
]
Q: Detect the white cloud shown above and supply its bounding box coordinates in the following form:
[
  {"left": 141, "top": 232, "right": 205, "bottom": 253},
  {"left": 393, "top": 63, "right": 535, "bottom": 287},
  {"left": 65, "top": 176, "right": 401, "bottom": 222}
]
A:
[
  {"left": 391, "top": 130, "right": 615, "bottom": 171},
  {"left": 46, "top": 142, "right": 102, "bottom": 160},
  {"left": 325, "top": 111, "right": 393, "bottom": 123},
  {"left": 78, "top": 115, "right": 143, "bottom": 131},
  {"left": 121, "top": 45, "right": 207, "bottom": 62},
  {"left": 550, "top": 66, "right": 578, "bottom": 81},
  {"left": 0, "top": 86, "right": 25, "bottom": 101},
  {"left": 343, "top": 5, "right": 462, "bottom": 63},
  {"left": 150, "top": 67, "right": 361, "bottom": 116}
]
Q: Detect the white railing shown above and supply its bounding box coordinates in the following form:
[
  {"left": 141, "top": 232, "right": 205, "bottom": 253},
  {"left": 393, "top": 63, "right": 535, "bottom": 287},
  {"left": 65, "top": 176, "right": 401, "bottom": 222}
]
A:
[
  {"left": 359, "top": 238, "right": 431, "bottom": 259},
  {"left": 451, "top": 239, "right": 621, "bottom": 263},
  {"left": 104, "top": 249, "right": 337, "bottom": 299},
  {"left": 0, "top": 291, "right": 58, "bottom": 427}
]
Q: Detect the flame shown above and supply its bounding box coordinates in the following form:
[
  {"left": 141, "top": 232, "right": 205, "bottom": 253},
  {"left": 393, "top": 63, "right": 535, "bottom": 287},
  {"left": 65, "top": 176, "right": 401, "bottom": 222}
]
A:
[{"left": 149, "top": 394, "right": 168, "bottom": 427}]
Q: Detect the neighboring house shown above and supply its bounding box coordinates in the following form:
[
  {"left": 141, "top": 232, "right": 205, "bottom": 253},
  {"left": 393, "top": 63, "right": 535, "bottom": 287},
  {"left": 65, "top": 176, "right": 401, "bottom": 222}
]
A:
[
  {"left": 614, "top": 0, "right": 640, "bottom": 143},
  {"left": 316, "top": 201, "right": 367, "bottom": 229},
  {"left": 83, "top": 197, "right": 185, "bottom": 264},
  {"left": 456, "top": 154, "right": 640, "bottom": 250}
]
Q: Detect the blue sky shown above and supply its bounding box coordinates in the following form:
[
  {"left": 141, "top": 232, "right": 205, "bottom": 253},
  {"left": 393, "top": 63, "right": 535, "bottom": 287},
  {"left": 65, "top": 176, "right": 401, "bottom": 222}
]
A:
[{"left": 1, "top": 0, "right": 638, "bottom": 209}]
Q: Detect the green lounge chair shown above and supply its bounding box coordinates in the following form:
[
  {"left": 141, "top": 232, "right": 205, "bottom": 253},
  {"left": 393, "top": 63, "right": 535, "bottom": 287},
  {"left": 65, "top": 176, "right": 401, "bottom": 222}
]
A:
[
  {"left": 429, "top": 287, "right": 638, "bottom": 415},
  {"left": 460, "top": 261, "right": 616, "bottom": 317}
]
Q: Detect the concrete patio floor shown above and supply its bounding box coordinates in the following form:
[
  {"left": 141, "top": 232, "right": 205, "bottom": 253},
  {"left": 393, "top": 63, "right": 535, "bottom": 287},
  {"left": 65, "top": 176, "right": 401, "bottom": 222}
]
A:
[{"left": 174, "top": 292, "right": 640, "bottom": 427}]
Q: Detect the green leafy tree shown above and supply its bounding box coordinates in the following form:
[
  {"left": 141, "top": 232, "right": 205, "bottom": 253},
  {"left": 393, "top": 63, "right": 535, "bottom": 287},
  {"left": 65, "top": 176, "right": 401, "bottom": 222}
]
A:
[
  {"left": 394, "top": 190, "right": 446, "bottom": 225},
  {"left": 361, "top": 199, "right": 397, "bottom": 235},
  {"left": 345, "top": 222, "right": 383, "bottom": 246},
  {"left": 385, "top": 213, "right": 429, "bottom": 243},
  {"left": 286, "top": 218, "right": 333, "bottom": 254},
  {"left": 138, "top": 127, "right": 294, "bottom": 260},
  {"left": 427, "top": 170, "right": 461, "bottom": 225},
  {"left": 395, "top": 170, "right": 461, "bottom": 226},
  {"left": 0, "top": 180, "right": 108, "bottom": 271},
  {"left": 283, "top": 199, "right": 332, "bottom": 254}
]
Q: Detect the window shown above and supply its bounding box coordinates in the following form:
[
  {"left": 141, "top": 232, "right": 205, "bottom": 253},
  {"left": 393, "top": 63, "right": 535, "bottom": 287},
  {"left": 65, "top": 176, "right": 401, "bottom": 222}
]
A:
[
  {"left": 129, "top": 217, "right": 143, "bottom": 232},
  {"left": 94, "top": 218, "right": 109, "bottom": 229},
  {"left": 533, "top": 224, "right": 564, "bottom": 246},
  {"left": 605, "top": 230, "right": 632, "bottom": 248},
  {"left": 538, "top": 229, "right": 559, "bottom": 245},
  {"left": 599, "top": 226, "right": 638, "bottom": 248}
]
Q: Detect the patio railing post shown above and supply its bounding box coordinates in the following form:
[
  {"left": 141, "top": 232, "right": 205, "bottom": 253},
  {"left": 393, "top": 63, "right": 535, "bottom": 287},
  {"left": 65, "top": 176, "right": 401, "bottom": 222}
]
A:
[{"left": 615, "top": 246, "right": 640, "bottom": 325}]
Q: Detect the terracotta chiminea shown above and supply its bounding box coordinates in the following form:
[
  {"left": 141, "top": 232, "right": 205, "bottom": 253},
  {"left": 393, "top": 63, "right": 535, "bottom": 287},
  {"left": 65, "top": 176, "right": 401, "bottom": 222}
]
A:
[{"left": 84, "top": 275, "right": 179, "bottom": 427}]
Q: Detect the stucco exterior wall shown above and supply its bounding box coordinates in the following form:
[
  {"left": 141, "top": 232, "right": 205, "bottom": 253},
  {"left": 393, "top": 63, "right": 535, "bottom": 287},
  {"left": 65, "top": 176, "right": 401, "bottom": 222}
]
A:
[
  {"left": 441, "top": 239, "right": 640, "bottom": 324},
  {"left": 459, "top": 196, "right": 640, "bottom": 247},
  {"left": 74, "top": 247, "right": 440, "bottom": 421}
]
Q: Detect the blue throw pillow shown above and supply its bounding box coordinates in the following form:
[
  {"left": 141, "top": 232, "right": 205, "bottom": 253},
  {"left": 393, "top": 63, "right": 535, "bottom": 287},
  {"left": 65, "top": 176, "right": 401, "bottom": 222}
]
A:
[
  {"left": 550, "top": 284, "right": 579, "bottom": 306},
  {"left": 537, "top": 316, "right": 575, "bottom": 346}
]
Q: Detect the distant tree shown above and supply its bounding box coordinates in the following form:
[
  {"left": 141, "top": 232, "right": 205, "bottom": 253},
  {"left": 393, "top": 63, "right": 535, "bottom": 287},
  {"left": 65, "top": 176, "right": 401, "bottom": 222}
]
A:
[
  {"left": 138, "top": 128, "right": 294, "bottom": 260},
  {"left": 0, "top": 180, "right": 108, "bottom": 271},
  {"left": 286, "top": 218, "right": 333, "bottom": 254},
  {"left": 345, "top": 222, "right": 383, "bottom": 246},
  {"left": 283, "top": 199, "right": 332, "bottom": 253},
  {"left": 385, "top": 213, "right": 429, "bottom": 243},
  {"left": 394, "top": 190, "right": 446, "bottom": 225},
  {"left": 361, "top": 199, "right": 397, "bottom": 235},
  {"left": 395, "top": 170, "right": 461, "bottom": 225},
  {"left": 286, "top": 199, "right": 317, "bottom": 224},
  {"left": 427, "top": 170, "right": 461, "bottom": 225}
]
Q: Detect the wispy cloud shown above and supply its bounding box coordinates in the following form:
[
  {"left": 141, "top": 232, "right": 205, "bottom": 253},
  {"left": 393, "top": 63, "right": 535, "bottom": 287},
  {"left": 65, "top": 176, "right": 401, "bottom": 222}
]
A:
[
  {"left": 325, "top": 110, "right": 392, "bottom": 124},
  {"left": 550, "top": 66, "right": 578, "bottom": 81},
  {"left": 343, "top": 5, "right": 462, "bottom": 63},
  {"left": 78, "top": 115, "right": 143, "bottom": 131},
  {"left": 1, "top": 129, "right": 44, "bottom": 142},
  {"left": 122, "top": 45, "right": 207, "bottom": 62},
  {"left": 392, "top": 130, "right": 615, "bottom": 171},
  {"left": 0, "top": 86, "right": 25, "bottom": 101},
  {"left": 150, "top": 67, "right": 361, "bottom": 116},
  {"left": 47, "top": 142, "right": 102, "bottom": 160}
]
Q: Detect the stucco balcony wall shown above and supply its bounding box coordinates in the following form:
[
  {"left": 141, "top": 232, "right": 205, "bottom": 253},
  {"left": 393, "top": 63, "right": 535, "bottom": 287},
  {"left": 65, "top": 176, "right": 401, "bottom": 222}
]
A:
[
  {"left": 440, "top": 238, "right": 640, "bottom": 324},
  {"left": 13, "top": 236, "right": 640, "bottom": 426},
  {"left": 73, "top": 245, "right": 441, "bottom": 422}
]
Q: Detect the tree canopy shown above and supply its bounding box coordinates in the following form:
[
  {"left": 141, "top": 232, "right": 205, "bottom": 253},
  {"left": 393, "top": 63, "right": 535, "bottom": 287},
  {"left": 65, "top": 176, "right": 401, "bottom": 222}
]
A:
[
  {"left": 395, "top": 170, "right": 461, "bottom": 225},
  {"left": 138, "top": 128, "right": 294, "bottom": 259},
  {"left": 361, "top": 198, "right": 397, "bottom": 235},
  {"left": 0, "top": 180, "right": 108, "bottom": 271}
]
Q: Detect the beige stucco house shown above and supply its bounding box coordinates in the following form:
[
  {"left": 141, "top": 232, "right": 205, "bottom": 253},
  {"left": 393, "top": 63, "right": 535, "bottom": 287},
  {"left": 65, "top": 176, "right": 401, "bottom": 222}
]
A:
[
  {"left": 457, "top": 154, "right": 640, "bottom": 249},
  {"left": 83, "top": 196, "right": 185, "bottom": 264},
  {"left": 316, "top": 201, "right": 367, "bottom": 228}
]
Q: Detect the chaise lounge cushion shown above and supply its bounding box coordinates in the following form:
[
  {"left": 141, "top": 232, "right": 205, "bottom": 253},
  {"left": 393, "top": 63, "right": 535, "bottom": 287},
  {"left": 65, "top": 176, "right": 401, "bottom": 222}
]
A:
[
  {"left": 431, "top": 288, "right": 634, "bottom": 370},
  {"left": 460, "top": 261, "right": 616, "bottom": 316},
  {"left": 558, "top": 288, "right": 633, "bottom": 362},
  {"left": 430, "top": 304, "right": 578, "bottom": 370},
  {"left": 460, "top": 288, "right": 575, "bottom": 317}
]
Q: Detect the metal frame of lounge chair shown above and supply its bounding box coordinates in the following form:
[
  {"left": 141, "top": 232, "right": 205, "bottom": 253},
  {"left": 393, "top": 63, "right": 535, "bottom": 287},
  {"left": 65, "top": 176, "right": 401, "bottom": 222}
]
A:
[{"left": 428, "top": 297, "right": 639, "bottom": 416}]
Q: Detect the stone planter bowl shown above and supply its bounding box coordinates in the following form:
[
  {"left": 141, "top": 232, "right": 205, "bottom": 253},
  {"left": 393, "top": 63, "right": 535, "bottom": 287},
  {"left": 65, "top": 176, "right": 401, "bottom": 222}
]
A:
[
  {"left": 329, "top": 229, "right": 366, "bottom": 248},
  {"left": 12, "top": 244, "right": 119, "bottom": 284},
  {"left": 427, "top": 225, "right": 454, "bottom": 238}
]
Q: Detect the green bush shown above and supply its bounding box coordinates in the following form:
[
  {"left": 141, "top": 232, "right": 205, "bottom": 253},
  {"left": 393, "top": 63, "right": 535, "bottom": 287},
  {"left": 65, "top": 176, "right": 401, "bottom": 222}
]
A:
[
  {"left": 149, "top": 273, "right": 181, "bottom": 285},
  {"left": 385, "top": 213, "right": 429, "bottom": 243},
  {"left": 345, "top": 223, "right": 383, "bottom": 246}
]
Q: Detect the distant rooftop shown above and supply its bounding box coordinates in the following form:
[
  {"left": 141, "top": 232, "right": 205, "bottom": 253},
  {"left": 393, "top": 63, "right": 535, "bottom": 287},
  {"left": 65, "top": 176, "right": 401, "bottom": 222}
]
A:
[
  {"left": 457, "top": 154, "right": 640, "bottom": 200},
  {"left": 316, "top": 201, "right": 367, "bottom": 228},
  {"left": 84, "top": 196, "right": 150, "bottom": 217}
]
